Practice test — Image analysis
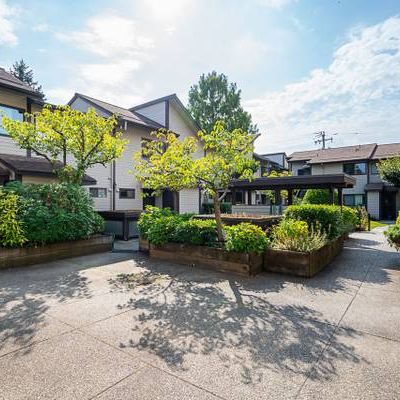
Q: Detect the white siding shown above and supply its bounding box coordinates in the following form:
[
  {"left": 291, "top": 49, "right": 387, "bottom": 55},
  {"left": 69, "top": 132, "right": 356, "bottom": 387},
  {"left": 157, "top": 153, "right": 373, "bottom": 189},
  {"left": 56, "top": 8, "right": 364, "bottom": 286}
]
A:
[
  {"left": 134, "top": 102, "right": 166, "bottom": 126},
  {"left": 86, "top": 163, "right": 112, "bottom": 211},
  {"left": 69, "top": 97, "right": 110, "bottom": 117},
  {"left": 0, "top": 136, "right": 26, "bottom": 156},
  {"left": 367, "top": 192, "right": 380, "bottom": 220},
  {"left": 290, "top": 161, "right": 309, "bottom": 175},
  {"left": 179, "top": 189, "right": 199, "bottom": 214}
]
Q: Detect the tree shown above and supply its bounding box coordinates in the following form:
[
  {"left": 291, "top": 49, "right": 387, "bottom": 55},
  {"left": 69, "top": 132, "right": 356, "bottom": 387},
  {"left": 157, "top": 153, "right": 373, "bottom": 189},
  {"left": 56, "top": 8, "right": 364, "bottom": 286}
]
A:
[
  {"left": 262, "top": 170, "right": 292, "bottom": 204},
  {"left": 10, "top": 59, "right": 45, "bottom": 99},
  {"left": 134, "top": 122, "right": 258, "bottom": 242},
  {"left": 2, "top": 105, "right": 127, "bottom": 184},
  {"left": 188, "top": 71, "right": 258, "bottom": 134},
  {"left": 302, "top": 189, "right": 338, "bottom": 205},
  {"left": 378, "top": 156, "right": 400, "bottom": 187}
]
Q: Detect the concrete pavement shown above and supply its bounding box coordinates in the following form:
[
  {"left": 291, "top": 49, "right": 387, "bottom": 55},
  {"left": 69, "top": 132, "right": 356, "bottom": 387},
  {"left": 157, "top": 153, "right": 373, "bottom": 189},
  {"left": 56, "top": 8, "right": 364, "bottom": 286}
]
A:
[{"left": 0, "top": 228, "right": 399, "bottom": 399}]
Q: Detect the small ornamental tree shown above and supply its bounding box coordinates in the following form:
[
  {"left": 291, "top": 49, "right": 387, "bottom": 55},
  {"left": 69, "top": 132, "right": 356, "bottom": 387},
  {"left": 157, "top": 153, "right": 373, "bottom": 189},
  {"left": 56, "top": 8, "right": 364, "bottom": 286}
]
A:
[
  {"left": 2, "top": 105, "right": 127, "bottom": 184},
  {"left": 134, "top": 122, "right": 258, "bottom": 242},
  {"left": 378, "top": 156, "right": 400, "bottom": 187}
]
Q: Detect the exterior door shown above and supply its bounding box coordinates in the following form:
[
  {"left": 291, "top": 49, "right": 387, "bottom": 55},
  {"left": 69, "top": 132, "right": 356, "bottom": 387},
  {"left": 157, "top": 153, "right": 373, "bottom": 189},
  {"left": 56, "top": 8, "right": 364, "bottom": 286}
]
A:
[
  {"left": 381, "top": 191, "right": 397, "bottom": 220},
  {"left": 162, "top": 189, "right": 179, "bottom": 212},
  {"left": 142, "top": 189, "right": 156, "bottom": 208}
]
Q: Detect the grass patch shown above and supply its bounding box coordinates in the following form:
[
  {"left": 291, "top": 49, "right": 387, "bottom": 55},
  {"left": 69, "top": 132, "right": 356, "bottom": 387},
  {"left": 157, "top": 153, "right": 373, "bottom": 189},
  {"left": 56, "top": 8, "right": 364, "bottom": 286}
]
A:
[{"left": 370, "top": 220, "right": 388, "bottom": 230}]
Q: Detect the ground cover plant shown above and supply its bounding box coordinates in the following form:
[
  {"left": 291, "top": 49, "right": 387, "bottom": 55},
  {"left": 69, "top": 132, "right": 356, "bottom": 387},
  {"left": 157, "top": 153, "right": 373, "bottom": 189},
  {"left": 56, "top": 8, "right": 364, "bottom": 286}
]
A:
[
  {"left": 0, "top": 182, "right": 103, "bottom": 247},
  {"left": 385, "top": 213, "right": 400, "bottom": 250}
]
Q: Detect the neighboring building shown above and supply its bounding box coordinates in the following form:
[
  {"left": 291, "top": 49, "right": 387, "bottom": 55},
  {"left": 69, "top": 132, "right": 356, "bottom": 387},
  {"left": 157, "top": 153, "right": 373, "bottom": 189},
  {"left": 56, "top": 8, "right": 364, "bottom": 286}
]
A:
[
  {"left": 287, "top": 143, "right": 400, "bottom": 220},
  {"left": 0, "top": 68, "right": 65, "bottom": 185},
  {"left": 68, "top": 93, "right": 203, "bottom": 214}
]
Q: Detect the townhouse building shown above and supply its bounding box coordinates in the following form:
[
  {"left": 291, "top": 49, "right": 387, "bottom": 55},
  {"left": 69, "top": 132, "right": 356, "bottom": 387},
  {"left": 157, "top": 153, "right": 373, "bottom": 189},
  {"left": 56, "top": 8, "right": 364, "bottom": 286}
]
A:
[{"left": 287, "top": 143, "right": 400, "bottom": 220}]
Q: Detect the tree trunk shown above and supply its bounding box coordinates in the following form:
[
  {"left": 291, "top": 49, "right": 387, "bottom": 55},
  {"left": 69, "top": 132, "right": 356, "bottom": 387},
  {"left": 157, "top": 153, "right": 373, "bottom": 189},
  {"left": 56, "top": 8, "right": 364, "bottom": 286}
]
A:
[{"left": 213, "top": 194, "right": 224, "bottom": 243}]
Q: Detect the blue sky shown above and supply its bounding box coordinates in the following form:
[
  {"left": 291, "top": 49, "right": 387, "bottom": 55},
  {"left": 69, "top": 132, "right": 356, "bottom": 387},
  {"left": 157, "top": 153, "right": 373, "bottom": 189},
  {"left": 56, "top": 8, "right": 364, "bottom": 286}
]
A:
[{"left": 1, "top": 0, "right": 400, "bottom": 154}]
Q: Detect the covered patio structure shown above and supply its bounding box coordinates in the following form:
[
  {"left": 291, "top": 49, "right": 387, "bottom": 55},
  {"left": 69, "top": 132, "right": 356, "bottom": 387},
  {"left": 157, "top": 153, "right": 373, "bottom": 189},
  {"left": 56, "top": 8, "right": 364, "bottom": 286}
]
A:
[{"left": 228, "top": 174, "right": 356, "bottom": 215}]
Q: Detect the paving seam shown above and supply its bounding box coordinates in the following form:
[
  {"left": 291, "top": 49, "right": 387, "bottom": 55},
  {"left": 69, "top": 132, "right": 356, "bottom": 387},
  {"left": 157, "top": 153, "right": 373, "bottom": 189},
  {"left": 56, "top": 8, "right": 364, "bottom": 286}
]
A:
[
  {"left": 294, "top": 234, "right": 381, "bottom": 399},
  {"left": 77, "top": 327, "right": 228, "bottom": 400}
]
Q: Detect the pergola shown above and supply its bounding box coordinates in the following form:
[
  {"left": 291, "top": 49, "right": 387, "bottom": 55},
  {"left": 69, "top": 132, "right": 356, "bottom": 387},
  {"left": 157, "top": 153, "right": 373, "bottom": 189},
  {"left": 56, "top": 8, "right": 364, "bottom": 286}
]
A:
[{"left": 229, "top": 174, "right": 356, "bottom": 206}]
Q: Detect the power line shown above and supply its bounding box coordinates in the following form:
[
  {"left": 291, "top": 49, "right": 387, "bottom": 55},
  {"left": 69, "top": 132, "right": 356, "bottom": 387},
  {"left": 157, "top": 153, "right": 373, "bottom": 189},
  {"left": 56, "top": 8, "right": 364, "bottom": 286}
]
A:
[{"left": 314, "top": 131, "right": 333, "bottom": 149}]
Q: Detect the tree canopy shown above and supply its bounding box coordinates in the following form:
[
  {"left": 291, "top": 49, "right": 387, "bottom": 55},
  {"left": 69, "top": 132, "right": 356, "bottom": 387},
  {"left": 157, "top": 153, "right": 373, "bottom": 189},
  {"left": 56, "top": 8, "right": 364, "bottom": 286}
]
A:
[
  {"left": 378, "top": 156, "right": 400, "bottom": 187},
  {"left": 188, "top": 71, "right": 258, "bottom": 134},
  {"left": 2, "top": 105, "right": 127, "bottom": 184},
  {"left": 134, "top": 122, "right": 258, "bottom": 241},
  {"left": 10, "top": 59, "right": 45, "bottom": 99}
]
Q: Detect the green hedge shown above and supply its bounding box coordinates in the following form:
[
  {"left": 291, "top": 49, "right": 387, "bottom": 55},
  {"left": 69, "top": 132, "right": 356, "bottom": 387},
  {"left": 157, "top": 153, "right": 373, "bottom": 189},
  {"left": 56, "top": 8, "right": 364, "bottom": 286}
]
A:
[
  {"left": 284, "top": 204, "right": 357, "bottom": 239},
  {"left": 138, "top": 206, "right": 268, "bottom": 253},
  {"left": 302, "top": 189, "right": 338, "bottom": 205},
  {"left": 3, "top": 182, "right": 104, "bottom": 246}
]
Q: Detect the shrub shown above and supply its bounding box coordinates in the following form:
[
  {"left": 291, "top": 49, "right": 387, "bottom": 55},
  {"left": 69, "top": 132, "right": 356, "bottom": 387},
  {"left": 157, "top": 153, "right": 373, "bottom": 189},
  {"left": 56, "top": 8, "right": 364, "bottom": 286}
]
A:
[
  {"left": 272, "top": 219, "right": 327, "bottom": 252},
  {"left": 339, "top": 206, "right": 359, "bottom": 234},
  {"left": 138, "top": 206, "right": 174, "bottom": 239},
  {"left": 396, "top": 212, "right": 400, "bottom": 225},
  {"left": 0, "top": 190, "right": 26, "bottom": 247},
  {"left": 202, "top": 202, "right": 232, "bottom": 214},
  {"left": 285, "top": 204, "right": 342, "bottom": 239},
  {"left": 173, "top": 219, "right": 218, "bottom": 246},
  {"left": 224, "top": 223, "right": 269, "bottom": 254},
  {"left": 302, "top": 189, "right": 337, "bottom": 205},
  {"left": 4, "top": 182, "right": 103, "bottom": 245},
  {"left": 355, "top": 206, "right": 369, "bottom": 231},
  {"left": 385, "top": 224, "right": 400, "bottom": 250}
]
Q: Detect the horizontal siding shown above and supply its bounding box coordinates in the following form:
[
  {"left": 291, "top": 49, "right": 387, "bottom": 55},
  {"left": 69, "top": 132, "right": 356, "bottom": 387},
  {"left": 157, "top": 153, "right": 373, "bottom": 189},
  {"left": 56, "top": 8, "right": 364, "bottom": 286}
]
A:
[
  {"left": 0, "top": 136, "right": 27, "bottom": 155},
  {"left": 367, "top": 192, "right": 380, "bottom": 220},
  {"left": 179, "top": 189, "right": 199, "bottom": 214},
  {"left": 0, "top": 87, "right": 27, "bottom": 109}
]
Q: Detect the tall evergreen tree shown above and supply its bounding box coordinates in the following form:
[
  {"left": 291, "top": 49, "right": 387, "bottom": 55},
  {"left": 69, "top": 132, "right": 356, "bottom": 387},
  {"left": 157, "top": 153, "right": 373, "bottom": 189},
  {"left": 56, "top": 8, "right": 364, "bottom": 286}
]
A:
[
  {"left": 188, "top": 71, "right": 258, "bottom": 134},
  {"left": 10, "top": 59, "right": 45, "bottom": 99}
]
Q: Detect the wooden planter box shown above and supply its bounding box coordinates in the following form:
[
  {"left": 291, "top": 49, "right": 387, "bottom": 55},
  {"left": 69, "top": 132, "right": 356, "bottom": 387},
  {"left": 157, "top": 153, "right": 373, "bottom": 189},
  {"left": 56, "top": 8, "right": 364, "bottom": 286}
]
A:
[
  {"left": 264, "top": 235, "right": 345, "bottom": 278},
  {"left": 139, "top": 237, "right": 150, "bottom": 253},
  {"left": 0, "top": 235, "right": 113, "bottom": 270},
  {"left": 149, "top": 242, "right": 263, "bottom": 276}
]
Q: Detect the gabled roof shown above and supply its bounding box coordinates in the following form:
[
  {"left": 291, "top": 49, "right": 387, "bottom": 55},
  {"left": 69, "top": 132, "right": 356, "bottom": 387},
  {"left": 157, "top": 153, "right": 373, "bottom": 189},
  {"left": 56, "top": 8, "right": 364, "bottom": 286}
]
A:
[
  {"left": 131, "top": 93, "right": 201, "bottom": 132},
  {"left": 288, "top": 142, "right": 400, "bottom": 164},
  {"left": 68, "top": 93, "right": 163, "bottom": 129},
  {"left": 371, "top": 143, "right": 400, "bottom": 159},
  {"left": 0, "top": 153, "right": 96, "bottom": 185},
  {"left": 0, "top": 67, "right": 43, "bottom": 100},
  {"left": 288, "top": 144, "right": 377, "bottom": 164}
]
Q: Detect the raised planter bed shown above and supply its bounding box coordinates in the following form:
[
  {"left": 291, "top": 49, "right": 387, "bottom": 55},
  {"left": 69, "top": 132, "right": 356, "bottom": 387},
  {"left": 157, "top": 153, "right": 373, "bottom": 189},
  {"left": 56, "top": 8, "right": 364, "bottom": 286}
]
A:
[
  {"left": 149, "top": 242, "right": 263, "bottom": 276},
  {"left": 264, "top": 234, "right": 345, "bottom": 278},
  {"left": 139, "top": 237, "right": 150, "bottom": 253},
  {"left": 0, "top": 235, "right": 113, "bottom": 270}
]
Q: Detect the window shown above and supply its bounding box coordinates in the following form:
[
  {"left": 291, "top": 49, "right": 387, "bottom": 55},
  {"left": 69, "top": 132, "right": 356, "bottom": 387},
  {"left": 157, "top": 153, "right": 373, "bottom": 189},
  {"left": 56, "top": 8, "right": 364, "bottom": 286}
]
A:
[
  {"left": 0, "top": 105, "right": 23, "bottom": 135},
  {"left": 298, "top": 166, "right": 311, "bottom": 176},
  {"left": 343, "top": 194, "right": 365, "bottom": 207},
  {"left": 119, "top": 188, "right": 135, "bottom": 199},
  {"left": 370, "top": 162, "right": 379, "bottom": 175},
  {"left": 343, "top": 162, "right": 366, "bottom": 175},
  {"left": 89, "top": 188, "right": 107, "bottom": 198}
]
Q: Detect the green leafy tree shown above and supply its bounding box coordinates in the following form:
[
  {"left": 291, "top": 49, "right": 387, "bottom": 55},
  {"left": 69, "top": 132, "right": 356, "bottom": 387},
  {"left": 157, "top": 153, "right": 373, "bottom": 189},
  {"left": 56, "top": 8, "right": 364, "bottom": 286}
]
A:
[
  {"left": 302, "top": 189, "right": 338, "bottom": 205},
  {"left": 2, "top": 105, "right": 127, "bottom": 184},
  {"left": 188, "top": 71, "right": 258, "bottom": 134},
  {"left": 378, "top": 156, "right": 400, "bottom": 187},
  {"left": 262, "top": 170, "right": 292, "bottom": 204},
  {"left": 134, "top": 121, "right": 258, "bottom": 242},
  {"left": 10, "top": 59, "right": 45, "bottom": 99}
]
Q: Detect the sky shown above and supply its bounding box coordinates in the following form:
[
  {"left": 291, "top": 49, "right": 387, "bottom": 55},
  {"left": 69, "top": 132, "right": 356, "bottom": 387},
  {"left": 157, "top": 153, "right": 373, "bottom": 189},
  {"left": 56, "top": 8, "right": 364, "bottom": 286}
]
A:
[{"left": 1, "top": 0, "right": 400, "bottom": 154}]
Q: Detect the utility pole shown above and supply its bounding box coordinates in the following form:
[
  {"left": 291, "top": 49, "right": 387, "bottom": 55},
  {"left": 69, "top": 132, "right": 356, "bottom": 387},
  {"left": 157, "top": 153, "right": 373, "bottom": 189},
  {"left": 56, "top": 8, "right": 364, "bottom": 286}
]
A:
[{"left": 314, "top": 131, "right": 333, "bottom": 149}]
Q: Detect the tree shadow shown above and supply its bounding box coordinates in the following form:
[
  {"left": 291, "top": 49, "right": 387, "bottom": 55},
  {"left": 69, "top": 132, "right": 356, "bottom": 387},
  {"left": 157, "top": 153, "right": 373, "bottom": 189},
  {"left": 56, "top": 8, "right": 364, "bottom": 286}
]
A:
[
  {"left": 116, "top": 271, "right": 366, "bottom": 384},
  {"left": 0, "top": 252, "right": 132, "bottom": 356}
]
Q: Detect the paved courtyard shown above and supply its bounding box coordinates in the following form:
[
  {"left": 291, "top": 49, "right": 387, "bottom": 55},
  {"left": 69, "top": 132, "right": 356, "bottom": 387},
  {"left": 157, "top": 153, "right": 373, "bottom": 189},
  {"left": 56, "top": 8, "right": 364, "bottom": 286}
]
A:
[{"left": 0, "top": 228, "right": 399, "bottom": 400}]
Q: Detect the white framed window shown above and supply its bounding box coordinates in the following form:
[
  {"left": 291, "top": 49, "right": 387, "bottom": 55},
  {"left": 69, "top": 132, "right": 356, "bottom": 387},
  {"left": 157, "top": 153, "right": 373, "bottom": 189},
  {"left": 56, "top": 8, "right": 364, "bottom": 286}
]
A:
[
  {"left": 343, "top": 194, "right": 365, "bottom": 207},
  {"left": 89, "top": 188, "right": 107, "bottom": 198}
]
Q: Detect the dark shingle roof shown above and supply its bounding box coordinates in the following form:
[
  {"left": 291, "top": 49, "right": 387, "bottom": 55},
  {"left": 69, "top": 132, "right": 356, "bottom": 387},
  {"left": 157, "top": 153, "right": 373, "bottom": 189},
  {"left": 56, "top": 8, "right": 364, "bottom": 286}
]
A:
[
  {"left": 372, "top": 143, "right": 400, "bottom": 159},
  {"left": 0, "top": 154, "right": 96, "bottom": 185},
  {"left": 70, "top": 93, "right": 163, "bottom": 129},
  {"left": 288, "top": 144, "right": 377, "bottom": 164},
  {"left": 288, "top": 142, "right": 400, "bottom": 164},
  {"left": 0, "top": 67, "right": 43, "bottom": 99}
]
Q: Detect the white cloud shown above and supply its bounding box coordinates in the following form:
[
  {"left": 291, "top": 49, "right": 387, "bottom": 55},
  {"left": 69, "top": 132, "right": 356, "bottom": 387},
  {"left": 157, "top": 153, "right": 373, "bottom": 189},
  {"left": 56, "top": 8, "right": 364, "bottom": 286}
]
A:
[
  {"left": 57, "top": 14, "right": 154, "bottom": 59},
  {"left": 33, "top": 23, "right": 49, "bottom": 33},
  {"left": 0, "top": 0, "right": 18, "bottom": 46},
  {"left": 257, "top": 0, "right": 297, "bottom": 9},
  {"left": 247, "top": 17, "right": 400, "bottom": 153}
]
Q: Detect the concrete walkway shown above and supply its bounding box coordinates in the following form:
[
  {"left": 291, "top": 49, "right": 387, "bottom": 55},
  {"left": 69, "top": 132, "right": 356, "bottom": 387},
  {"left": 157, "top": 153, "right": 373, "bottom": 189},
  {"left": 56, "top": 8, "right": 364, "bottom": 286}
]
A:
[{"left": 0, "top": 228, "right": 399, "bottom": 399}]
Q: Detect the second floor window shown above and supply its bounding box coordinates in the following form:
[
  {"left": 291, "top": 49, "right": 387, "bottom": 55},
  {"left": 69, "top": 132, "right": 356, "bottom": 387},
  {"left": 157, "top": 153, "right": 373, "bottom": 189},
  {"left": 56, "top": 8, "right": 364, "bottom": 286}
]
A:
[
  {"left": 370, "top": 162, "right": 379, "bottom": 175},
  {"left": 343, "top": 162, "right": 366, "bottom": 175},
  {"left": 0, "top": 104, "right": 23, "bottom": 135}
]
